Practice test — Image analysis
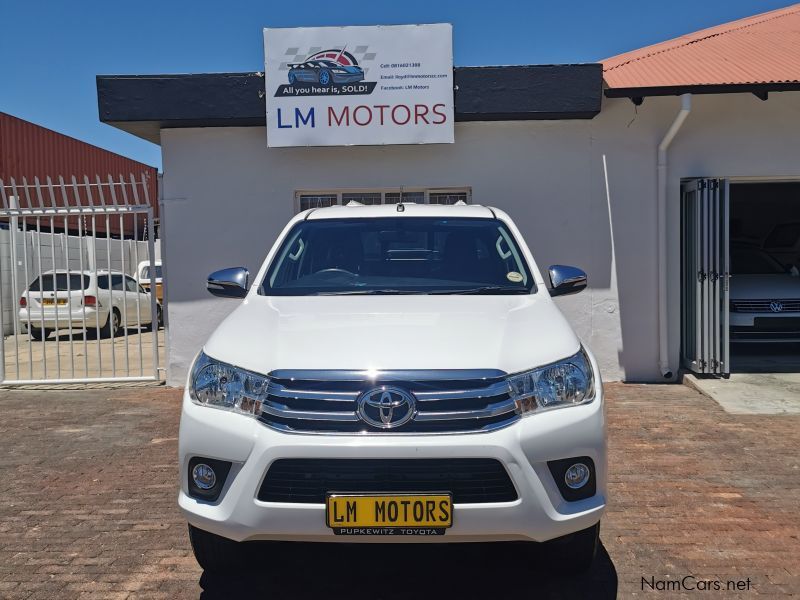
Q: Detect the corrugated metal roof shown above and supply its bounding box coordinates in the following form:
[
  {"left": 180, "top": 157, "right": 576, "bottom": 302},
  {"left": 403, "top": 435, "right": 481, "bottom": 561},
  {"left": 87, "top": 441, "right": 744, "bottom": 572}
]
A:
[
  {"left": 603, "top": 3, "right": 800, "bottom": 90},
  {"left": 0, "top": 112, "right": 158, "bottom": 236}
]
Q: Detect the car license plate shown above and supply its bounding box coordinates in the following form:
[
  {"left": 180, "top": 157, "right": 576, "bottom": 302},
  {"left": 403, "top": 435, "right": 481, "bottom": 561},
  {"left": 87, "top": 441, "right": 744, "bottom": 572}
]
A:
[
  {"left": 326, "top": 493, "right": 452, "bottom": 535},
  {"left": 42, "top": 299, "right": 67, "bottom": 306}
]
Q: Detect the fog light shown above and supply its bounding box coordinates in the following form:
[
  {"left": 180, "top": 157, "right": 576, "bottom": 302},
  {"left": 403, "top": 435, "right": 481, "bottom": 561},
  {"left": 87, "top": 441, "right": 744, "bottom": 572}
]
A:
[
  {"left": 192, "top": 463, "right": 217, "bottom": 490},
  {"left": 564, "top": 463, "right": 591, "bottom": 489}
]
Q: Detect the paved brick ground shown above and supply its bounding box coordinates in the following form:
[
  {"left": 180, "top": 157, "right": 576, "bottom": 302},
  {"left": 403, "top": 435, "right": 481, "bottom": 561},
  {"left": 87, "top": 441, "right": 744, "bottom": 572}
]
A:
[{"left": 0, "top": 383, "right": 797, "bottom": 599}]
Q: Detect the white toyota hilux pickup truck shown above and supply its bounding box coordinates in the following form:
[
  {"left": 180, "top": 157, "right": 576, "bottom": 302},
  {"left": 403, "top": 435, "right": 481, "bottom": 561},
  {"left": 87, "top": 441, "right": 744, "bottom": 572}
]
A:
[{"left": 179, "top": 202, "right": 606, "bottom": 572}]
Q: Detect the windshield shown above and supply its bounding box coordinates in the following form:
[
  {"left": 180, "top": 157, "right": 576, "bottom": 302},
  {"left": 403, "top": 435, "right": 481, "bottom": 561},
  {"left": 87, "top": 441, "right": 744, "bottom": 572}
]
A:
[
  {"left": 764, "top": 222, "right": 800, "bottom": 249},
  {"left": 730, "top": 246, "right": 785, "bottom": 275},
  {"left": 141, "top": 265, "right": 163, "bottom": 280},
  {"left": 262, "top": 217, "right": 535, "bottom": 296},
  {"left": 29, "top": 273, "right": 89, "bottom": 291}
]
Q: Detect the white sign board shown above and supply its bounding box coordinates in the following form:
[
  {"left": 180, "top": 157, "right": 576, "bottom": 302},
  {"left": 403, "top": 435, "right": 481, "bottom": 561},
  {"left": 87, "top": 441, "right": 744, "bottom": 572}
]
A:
[{"left": 263, "top": 24, "right": 454, "bottom": 147}]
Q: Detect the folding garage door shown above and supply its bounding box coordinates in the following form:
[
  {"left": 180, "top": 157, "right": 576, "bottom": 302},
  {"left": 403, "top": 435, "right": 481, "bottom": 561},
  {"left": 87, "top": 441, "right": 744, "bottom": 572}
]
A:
[{"left": 681, "top": 178, "right": 730, "bottom": 376}]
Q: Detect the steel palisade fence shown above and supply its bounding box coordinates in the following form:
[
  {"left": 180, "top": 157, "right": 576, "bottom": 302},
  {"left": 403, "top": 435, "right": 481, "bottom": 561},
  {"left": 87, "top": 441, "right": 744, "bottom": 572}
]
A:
[{"left": 0, "top": 175, "right": 160, "bottom": 384}]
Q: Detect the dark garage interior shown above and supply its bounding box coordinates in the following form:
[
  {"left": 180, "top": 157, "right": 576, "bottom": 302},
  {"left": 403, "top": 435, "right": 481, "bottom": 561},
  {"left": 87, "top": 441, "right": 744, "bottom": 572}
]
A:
[{"left": 729, "top": 182, "right": 800, "bottom": 372}]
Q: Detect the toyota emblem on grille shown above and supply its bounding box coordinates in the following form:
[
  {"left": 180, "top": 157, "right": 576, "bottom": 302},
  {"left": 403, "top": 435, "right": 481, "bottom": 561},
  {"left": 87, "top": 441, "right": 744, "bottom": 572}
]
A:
[
  {"left": 770, "top": 301, "right": 784, "bottom": 313},
  {"left": 357, "top": 386, "right": 416, "bottom": 429}
]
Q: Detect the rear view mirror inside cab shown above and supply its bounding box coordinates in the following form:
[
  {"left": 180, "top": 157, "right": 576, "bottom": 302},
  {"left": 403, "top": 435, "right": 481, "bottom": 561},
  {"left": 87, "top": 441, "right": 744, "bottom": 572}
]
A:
[{"left": 378, "top": 230, "right": 423, "bottom": 243}]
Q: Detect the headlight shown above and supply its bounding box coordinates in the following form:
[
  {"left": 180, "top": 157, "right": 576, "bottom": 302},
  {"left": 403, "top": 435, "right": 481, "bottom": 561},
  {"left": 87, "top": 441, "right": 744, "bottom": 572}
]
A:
[
  {"left": 507, "top": 349, "right": 595, "bottom": 415},
  {"left": 189, "top": 351, "right": 267, "bottom": 416}
]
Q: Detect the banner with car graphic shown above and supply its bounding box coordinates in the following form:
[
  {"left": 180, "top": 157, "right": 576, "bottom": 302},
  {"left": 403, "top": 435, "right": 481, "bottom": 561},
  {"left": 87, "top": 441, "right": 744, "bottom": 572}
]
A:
[{"left": 263, "top": 24, "right": 454, "bottom": 147}]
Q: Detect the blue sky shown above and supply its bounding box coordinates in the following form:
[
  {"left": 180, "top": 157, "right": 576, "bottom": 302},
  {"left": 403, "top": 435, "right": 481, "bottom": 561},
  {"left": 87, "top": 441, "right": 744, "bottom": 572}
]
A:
[{"left": 1, "top": 0, "right": 792, "bottom": 170}]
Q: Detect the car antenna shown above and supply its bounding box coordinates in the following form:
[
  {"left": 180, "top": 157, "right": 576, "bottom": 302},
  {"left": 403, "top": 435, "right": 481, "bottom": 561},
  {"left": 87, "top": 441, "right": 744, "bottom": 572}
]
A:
[{"left": 397, "top": 186, "right": 405, "bottom": 212}]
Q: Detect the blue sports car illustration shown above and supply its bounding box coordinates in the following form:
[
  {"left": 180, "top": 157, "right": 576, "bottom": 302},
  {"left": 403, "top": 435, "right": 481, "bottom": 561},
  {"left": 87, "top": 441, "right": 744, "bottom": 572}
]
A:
[{"left": 287, "top": 60, "right": 365, "bottom": 85}]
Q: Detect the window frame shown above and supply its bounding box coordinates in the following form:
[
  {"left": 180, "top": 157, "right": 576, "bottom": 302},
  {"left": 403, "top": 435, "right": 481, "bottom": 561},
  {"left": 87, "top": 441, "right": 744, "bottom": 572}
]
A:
[{"left": 124, "top": 275, "right": 141, "bottom": 293}]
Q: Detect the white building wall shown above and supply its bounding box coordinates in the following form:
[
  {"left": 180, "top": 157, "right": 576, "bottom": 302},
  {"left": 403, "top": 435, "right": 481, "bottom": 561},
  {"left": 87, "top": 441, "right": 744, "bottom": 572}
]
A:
[
  {"left": 661, "top": 92, "right": 800, "bottom": 381},
  {"left": 159, "top": 91, "right": 800, "bottom": 386}
]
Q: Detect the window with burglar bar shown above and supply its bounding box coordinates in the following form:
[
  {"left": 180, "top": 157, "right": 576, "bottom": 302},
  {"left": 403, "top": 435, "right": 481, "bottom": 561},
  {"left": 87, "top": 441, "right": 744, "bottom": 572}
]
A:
[{"left": 295, "top": 188, "right": 470, "bottom": 213}]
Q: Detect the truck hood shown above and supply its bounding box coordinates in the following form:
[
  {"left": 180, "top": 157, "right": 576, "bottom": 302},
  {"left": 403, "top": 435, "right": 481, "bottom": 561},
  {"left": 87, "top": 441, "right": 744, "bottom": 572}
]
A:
[
  {"left": 203, "top": 294, "right": 581, "bottom": 376},
  {"left": 730, "top": 274, "right": 800, "bottom": 299}
]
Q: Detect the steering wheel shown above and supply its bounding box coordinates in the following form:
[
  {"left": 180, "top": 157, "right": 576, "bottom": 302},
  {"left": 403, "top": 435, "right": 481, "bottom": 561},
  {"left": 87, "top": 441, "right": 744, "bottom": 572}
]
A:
[{"left": 316, "top": 268, "right": 357, "bottom": 277}]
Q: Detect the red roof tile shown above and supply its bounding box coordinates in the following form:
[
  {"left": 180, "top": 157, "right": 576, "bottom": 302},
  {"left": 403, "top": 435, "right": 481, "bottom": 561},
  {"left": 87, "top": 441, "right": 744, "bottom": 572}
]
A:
[{"left": 603, "top": 3, "right": 800, "bottom": 90}]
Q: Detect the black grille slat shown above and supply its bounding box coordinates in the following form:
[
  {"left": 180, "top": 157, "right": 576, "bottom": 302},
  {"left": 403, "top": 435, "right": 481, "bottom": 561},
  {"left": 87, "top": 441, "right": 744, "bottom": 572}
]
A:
[
  {"left": 260, "top": 412, "right": 517, "bottom": 434},
  {"left": 268, "top": 377, "right": 505, "bottom": 392},
  {"left": 262, "top": 395, "right": 508, "bottom": 413},
  {"left": 258, "top": 458, "right": 518, "bottom": 504},
  {"left": 269, "top": 469, "right": 510, "bottom": 478}
]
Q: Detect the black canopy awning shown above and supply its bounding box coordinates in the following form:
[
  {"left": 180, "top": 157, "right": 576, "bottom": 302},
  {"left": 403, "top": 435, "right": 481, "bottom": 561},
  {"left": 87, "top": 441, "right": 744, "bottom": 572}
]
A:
[{"left": 97, "top": 64, "right": 603, "bottom": 144}]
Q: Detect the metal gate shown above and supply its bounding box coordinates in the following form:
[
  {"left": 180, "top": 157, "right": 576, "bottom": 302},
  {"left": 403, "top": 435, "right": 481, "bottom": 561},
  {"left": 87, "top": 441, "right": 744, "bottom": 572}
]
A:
[
  {"left": 0, "top": 175, "right": 161, "bottom": 384},
  {"left": 680, "top": 178, "right": 730, "bottom": 376}
]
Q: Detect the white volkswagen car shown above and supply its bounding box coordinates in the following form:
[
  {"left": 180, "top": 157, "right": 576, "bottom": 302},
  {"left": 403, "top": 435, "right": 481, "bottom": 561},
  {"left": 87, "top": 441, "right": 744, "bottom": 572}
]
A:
[
  {"left": 180, "top": 203, "right": 606, "bottom": 573},
  {"left": 729, "top": 243, "right": 800, "bottom": 341},
  {"left": 18, "top": 270, "right": 159, "bottom": 340}
]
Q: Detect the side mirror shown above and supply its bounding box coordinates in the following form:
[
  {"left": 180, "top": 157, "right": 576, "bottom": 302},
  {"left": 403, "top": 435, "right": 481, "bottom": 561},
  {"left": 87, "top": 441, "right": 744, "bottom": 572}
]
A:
[
  {"left": 207, "top": 267, "right": 249, "bottom": 298},
  {"left": 548, "top": 265, "right": 587, "bottom": 297}
]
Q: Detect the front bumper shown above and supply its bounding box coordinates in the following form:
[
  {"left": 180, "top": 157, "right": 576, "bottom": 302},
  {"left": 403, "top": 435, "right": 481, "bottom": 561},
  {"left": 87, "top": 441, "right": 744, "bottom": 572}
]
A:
[
  {"left": 178, "top": 385, "right": 606, "bottom": 544},
  {"left": 730, "top": 312, "right": 800, "bottom": 342}
]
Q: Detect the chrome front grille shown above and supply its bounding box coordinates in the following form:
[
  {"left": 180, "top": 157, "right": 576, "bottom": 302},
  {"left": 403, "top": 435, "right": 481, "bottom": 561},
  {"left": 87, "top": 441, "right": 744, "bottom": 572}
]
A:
[
  {"left": 731, "top": 299, "right": 800, "bottom": 313},
  {"left": 258, "top": 369, "right": 519, "bottom": 434}
]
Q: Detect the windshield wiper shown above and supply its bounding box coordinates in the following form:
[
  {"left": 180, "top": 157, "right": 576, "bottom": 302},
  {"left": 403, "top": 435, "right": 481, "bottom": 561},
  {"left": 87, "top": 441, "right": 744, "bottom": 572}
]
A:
[
  {"left": 428, "top": 286, "right": 529, "bottom": 295},
  {"left": 314, "top": 289, "right": 424, "bottom": 296},
  {"left": 313, "top": 286, "right": 529, "bottom": 296}
]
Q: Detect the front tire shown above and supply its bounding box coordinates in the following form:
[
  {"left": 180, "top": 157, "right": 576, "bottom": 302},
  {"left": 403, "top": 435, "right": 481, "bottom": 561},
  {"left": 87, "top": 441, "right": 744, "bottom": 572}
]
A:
[
  {"left": 318, "top": 69, "right": 331, "bottom": 85},
  {"left": 188, "top": 524, "right": 249, "bottom": 573},
  {"left": 544, "top": 522, "right": 600, "bottom": 573}
]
